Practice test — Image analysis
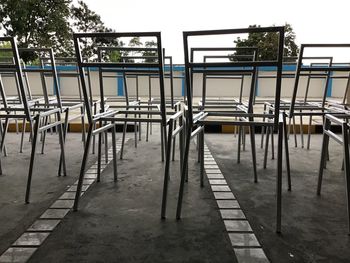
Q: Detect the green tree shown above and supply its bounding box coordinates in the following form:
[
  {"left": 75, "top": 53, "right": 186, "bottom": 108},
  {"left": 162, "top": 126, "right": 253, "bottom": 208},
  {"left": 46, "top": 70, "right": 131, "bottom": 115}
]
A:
[
  {"left": 70, "top": 0, "right": 117, "bottom": 60},
  {"left": 231, "top": 23, "right": 299, "bottom": 61},
  {"left": 0, "top": 42, "right": 12, "bottom": 63},
  {"left": 0, "top": 0, "right": 72, "bottom": 60},
  {"left": 0, "top": 0, "right": 118, "bottom": 61},
  {"left": 143, "top": 40, "right": 157, "bottom": 62}
]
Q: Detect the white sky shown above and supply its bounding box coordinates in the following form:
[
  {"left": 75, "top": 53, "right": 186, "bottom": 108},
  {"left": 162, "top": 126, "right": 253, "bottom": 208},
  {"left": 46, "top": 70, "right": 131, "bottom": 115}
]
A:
[{"left": 84, "top": 0, "right": 350, "bottom": 63}]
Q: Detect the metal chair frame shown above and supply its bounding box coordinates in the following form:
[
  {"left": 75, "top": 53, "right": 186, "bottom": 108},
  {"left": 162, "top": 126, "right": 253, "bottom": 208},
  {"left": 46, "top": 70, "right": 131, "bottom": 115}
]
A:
[{"left": 72, "top": 31, "right": 170, "bottom": 211}]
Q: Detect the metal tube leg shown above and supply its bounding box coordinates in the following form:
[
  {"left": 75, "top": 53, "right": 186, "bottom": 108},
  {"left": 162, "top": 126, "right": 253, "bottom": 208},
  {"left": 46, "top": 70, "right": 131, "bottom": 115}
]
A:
[
  {"left": 237, "top": 126, "right": 242, "bottom": 164},
  {"left": 283, "top": 113, "right": 291, "bottom": 191},
  {"left": 92, "top": 123, "right": 96, "bottom": 154},
  {"left": 57, "top": 118, "right": 67, "bottom": 177},
  {"left": 104, "top": 129, "right": 108, "bottom": 164},
  {"left": 40, "top": 116, "right": 48, "bottom": 154},
  {"left": 20, "top": 118, "right": 26, "bottom": 153},
  {"left": 97, "top": 131, "right": 102, "bottom": 182},
  {"left": 120, "top": 121, "right": 127, "bottom": 160},
  {"left": 134, "top": 122, "right": 137, "bottom": 148},
  {"left": 111, "top": 123, "right": 118, "bottom": 182},
  {"left": 300, "top": 114, "right": 304, "bottom": 148},
  {"left": 15, "top": 118, "right": 18, "bottom": 134},
  {"left": 73, "top": 124, "right": 94, "bottom": 211},
  {"left": 176, "top": 126, "right": 192, "bottom": 220},
  {"left": 317, "top": 119, "right": 330, "bottom": 195},
  {"left": 250, "top": 126, "right": 258, "bottom": 183},
  {"left": 160, "top": 123, "right": 164, "bottom": 162},
  {"left": 341, "top": 123, "right": 350, "bottom": 234},
  {"left": 0, "top": 119, "right": 9, "bottom": 154},
  {"left": 263, "top": 125, "right": 270, "bottom": 169},
  {"left": 146, "top": 121, "right": 149, "bottom": 142},
  {"left": 58, "top": 111, "right": 69, "bottom": 177},
  {"left": 81, "top": 110, "right": 86, "bottom": 145},
  {"left": 271, "top": 126, "right": 275, "bottom": 160},
  {"left": 307, "top": 115, "right": 312, "bottom": 150},
  {"left": 276, "top": 120, "right": 283, "bottom": 233},
  {"left": 287, "top": 117, "right": 291, "bottom": 140},
  {"left": 161, "top": 119, "right": 174, "bottom": 219},
  {"left": 242, "top": 127, "right": 246, "bottom": 151},
  {"left": 293, "top": 115, "right": 297, "bottom": 147},
  {"left": 172, "top": 119, "right": 177, "bottom": 161},
  {"left": 25, "top": 117, "right": 40, "bottom": 204},
  {"left": 179, "top": 117, "right": 184, "bottom": 176},
  {"left": 200, "top": 128, "right": 205, "bottom": 187}
]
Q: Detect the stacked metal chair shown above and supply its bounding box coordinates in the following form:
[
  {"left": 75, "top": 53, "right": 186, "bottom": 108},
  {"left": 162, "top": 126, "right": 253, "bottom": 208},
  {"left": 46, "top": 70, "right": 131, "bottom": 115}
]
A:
[
  {"left": 0, "top": 37, "right": 67, "bottom": 203},
  {"left": 72, "top": 31, "right": 179, "bottom": 211},
  {"left": 194, "top": 47, "right": 258, "bottom": 165},
  {"left": 161, "top": 26, "right": 289, "bottom": 233}
]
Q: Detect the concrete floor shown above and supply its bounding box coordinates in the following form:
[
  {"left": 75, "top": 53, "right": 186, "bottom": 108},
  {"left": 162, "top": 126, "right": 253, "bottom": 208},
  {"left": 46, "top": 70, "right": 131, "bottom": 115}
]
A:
[
  {"left": 0, "top": 128, "right": 349, "bottom": 262},
  {"left": 206, "top": 133, "right": 350, "bottom": 263}
]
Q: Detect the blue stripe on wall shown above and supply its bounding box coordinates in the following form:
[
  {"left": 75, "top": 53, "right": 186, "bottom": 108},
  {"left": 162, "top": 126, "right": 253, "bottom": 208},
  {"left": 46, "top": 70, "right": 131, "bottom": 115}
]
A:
[
  {"left": 117, "top": 74, "right": 124, "bottom": 96},
  {"left": 326, "top": 72, "right": 333, "bottom": 97},
  {"left": 181, "top": 73, "right": 185, "bottom": 96}
]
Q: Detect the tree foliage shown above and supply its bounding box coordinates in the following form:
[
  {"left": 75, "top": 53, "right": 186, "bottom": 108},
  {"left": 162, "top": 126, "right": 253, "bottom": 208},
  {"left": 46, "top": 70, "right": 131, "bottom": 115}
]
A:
[
  {"left": 0, "top": 0, "right": 116, "bottom": 61},
  {"left": 231, "top": 23, "right": 299, "bottom": 61},
  {"left": 0, "top": 0, "right": 72, "bottom": 57}
]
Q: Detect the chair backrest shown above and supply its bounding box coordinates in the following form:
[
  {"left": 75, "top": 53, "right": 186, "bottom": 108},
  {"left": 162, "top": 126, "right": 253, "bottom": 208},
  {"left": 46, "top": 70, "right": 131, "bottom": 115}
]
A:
[
  {"left": 289, "top": 44, "right": 350, "bottom": 116},
  {"left": 73, "top": 32, "right": 166, "bottom": 125},
  {"left": 191, "top": 47, "right": 257, "bottom": 104},
  {"left": 183, "top": 27, "right": 285, "bottom": 128},
  {"left": 97, "top": 46, "right": 175, "bottom": 107},
  {"left": 17, "top": 48, "right": 62, "bottom": 108},
  {"left": 0, "top": 37, "right": 32, "bottom": 120}
]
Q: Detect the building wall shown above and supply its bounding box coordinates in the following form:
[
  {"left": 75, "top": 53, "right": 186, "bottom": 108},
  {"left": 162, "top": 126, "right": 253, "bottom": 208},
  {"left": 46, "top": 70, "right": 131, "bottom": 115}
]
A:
[{"left": 1, "top": 66, "right": 348, "bottom": 101}]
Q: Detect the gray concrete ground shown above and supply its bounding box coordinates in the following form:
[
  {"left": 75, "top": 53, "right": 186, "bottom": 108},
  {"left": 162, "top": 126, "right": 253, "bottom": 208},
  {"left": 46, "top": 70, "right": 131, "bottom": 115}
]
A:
[
  {"left": 0, "top": 128, "right": 350, "bottom": 262},
  {"left": 0, "top": 133, "right": 95, "bottom": 255},
  {"left": 206, "top": 133, "right": 350, "bottom": 263}
]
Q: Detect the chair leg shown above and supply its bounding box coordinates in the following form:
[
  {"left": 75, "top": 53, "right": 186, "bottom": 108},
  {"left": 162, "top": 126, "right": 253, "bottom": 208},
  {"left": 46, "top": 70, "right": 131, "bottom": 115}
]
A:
[
  {"left": 250, "top": 126, "right": 258, "bottom": 183},
  {"left": 40, "top": 116, "right": 48, "bottom": 154},
  {"left": 111, "top": 122, "right": 118, "bottom": 182},
  {"left": 92, "top": 122, "right": 96, "bottom": 154},
  {"left": 0, "top": 118, "right": 9, "bottom": 154},
  {"left": 120, "top": 121, "right": 127, "bottom": 159},
  {"left": 58, "top": 110, "right": 69, "bottom": 177},
  {"left": 271, "top": 126, "right": 275, "bottom": 160},
  {"left": 237, "top": 126, "right": 242, "bottom": 164},
  {"left": 293, "top": 115, "right": 297, "bottom": 147},
  {"left": 81, "top": 110, "right": 86, "bottom": 145},
  {"left": 160, "top": 123, "right": 165, "bottom": 162},
  {"left": 176, "top": 126, "right": 192, "bottom": 220},
  {"left": 276, "top": 120, "right": 283, "bottom": 234},
  {"left": 307, "top": 115, "right": 312, "bottom": 150},
  {"left": 73, "top": 124, "right": 94, "bottom": 211},
  {"left": 172, "top": 119, "right": 177, "bottom": 161},
  {"left": 242, "top": 127, "right": 246, "bottom": 151},
  {"left": 104, "top": 129, "right": 108, "bottom": 164},
  {"left": 263, "top": 125, "right": 270, "bottom": 169},
  {"left": 57, "top": 117, "right": 67, "bottom": 177},
  {"left": 341, "top": 123, "right": 350, "bottom": 235},
  {"left": 161, "top": 119, "right": 174, "bottom": 219},
  {"left": 20, "top": 118, "right": 26, "bottom": 153},
  {"left": 317, "top": 119, "right": 330, "bottom": 195},
  {"left": 300, "top": 114, "right": 304, "bottom": 148},
  {"left": 25, "top": 116, "right": 40, "bottom": 204},
  {"left": 97, "top": 131, "right": 102, "bottom": 182},
  {"left": 283, "top": 113, "right": 291, "bottom": 191},
  {"left": 200, "top": 129, "right": 205, "bottom": 187}
]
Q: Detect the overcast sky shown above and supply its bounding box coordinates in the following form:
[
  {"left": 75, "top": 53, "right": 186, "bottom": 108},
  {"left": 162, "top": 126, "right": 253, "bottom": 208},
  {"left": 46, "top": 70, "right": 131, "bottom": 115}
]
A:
[{"left": 84, "top": 0, "right": 350, "bottom": 63}]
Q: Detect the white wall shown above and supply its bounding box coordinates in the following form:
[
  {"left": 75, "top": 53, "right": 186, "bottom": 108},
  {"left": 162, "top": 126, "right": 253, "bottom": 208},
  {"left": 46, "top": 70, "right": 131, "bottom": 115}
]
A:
[{"left": 0, "top": 68, "right": 348, "bottom": 101}]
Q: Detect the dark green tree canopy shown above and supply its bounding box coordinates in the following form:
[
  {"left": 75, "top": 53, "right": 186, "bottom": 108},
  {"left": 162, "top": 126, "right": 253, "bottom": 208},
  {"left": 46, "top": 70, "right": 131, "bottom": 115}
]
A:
[
  {"left": 231, "top": 23, "right": 299, "bottom": 61},
  {"left": 0, "top": 0, "right": 114, "bottom": 61}
]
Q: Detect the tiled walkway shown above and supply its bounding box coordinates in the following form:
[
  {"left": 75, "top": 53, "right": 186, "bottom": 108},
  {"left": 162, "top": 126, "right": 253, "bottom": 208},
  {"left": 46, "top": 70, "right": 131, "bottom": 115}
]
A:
[{"left": 0, "top": 138, "right": 128, "bottom": 263}]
